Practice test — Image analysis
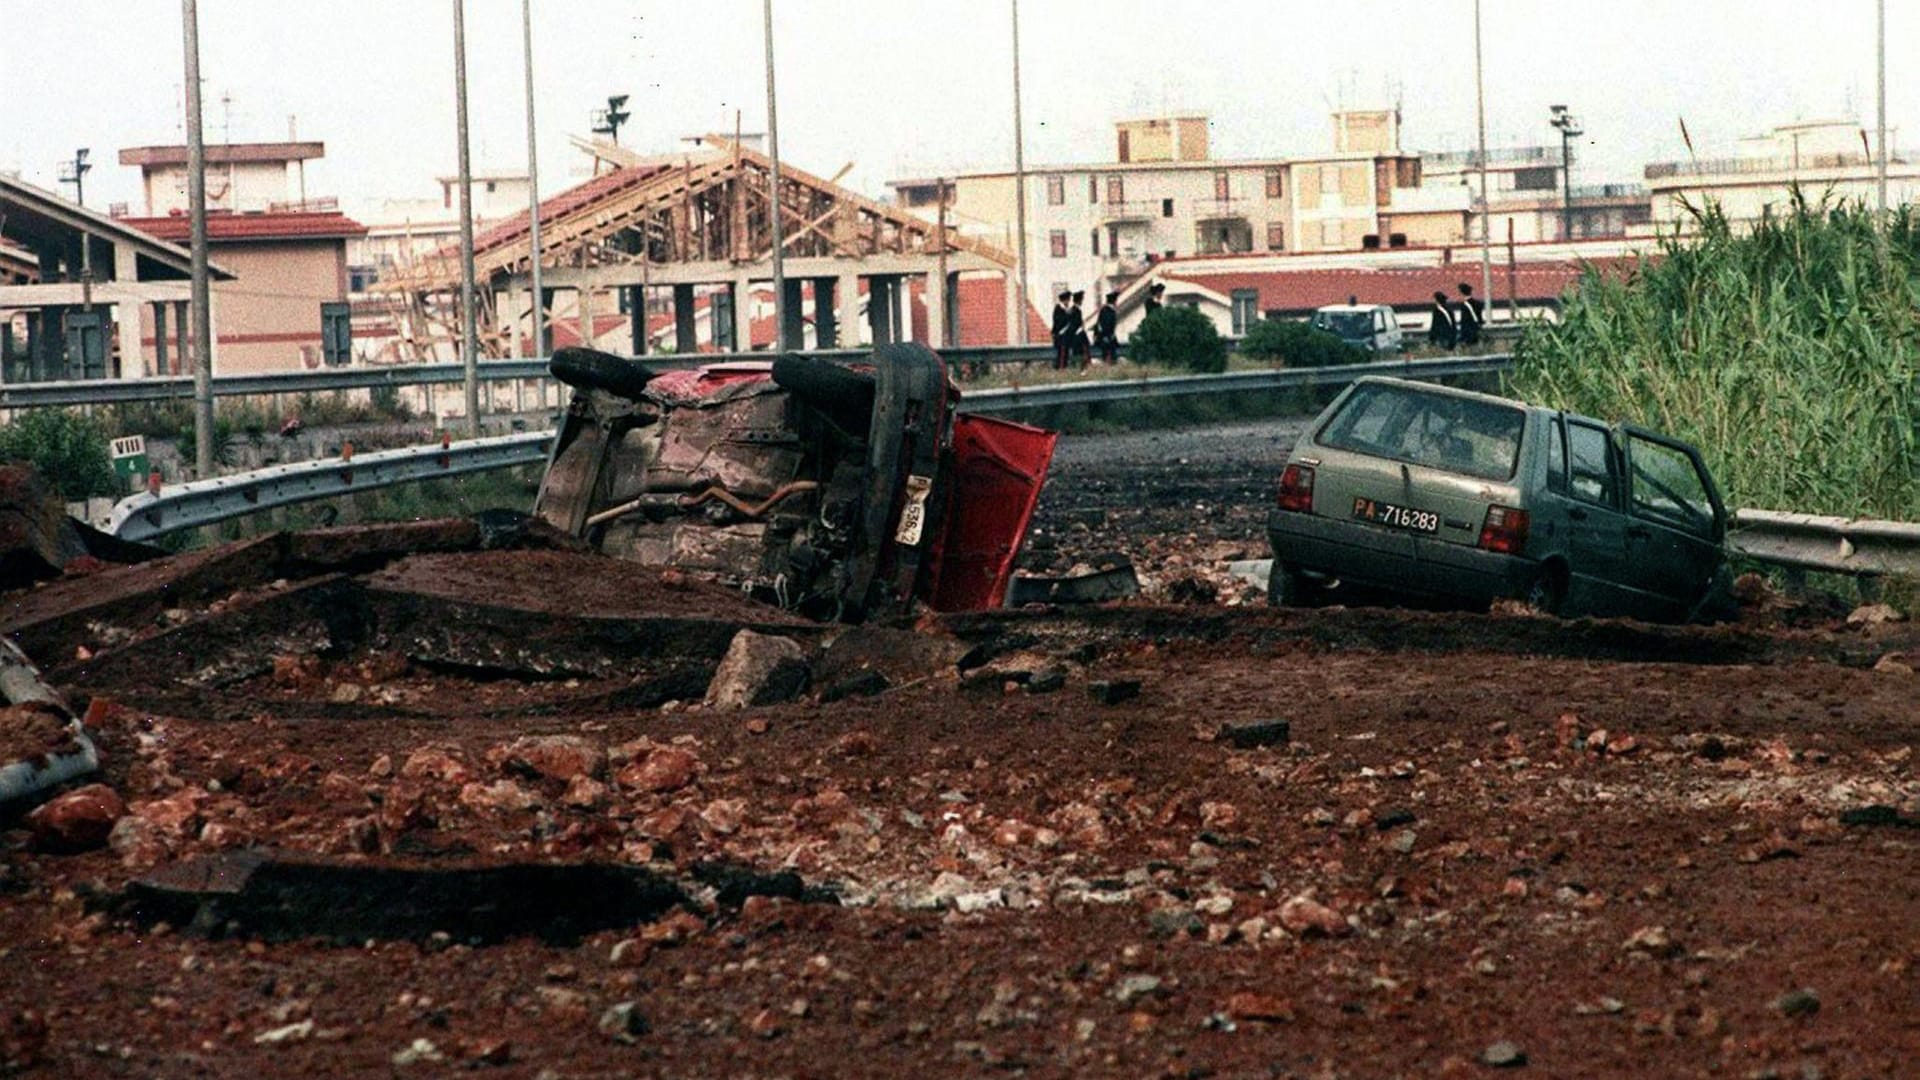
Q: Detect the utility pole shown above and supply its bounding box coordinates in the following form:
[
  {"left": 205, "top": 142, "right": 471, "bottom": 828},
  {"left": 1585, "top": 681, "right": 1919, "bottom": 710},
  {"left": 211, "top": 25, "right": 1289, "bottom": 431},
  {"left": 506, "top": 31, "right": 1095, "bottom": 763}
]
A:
[
  {"left": 59, "top": 149, "right": 94, "bottom": 309},
  {"left": 1550, "top": 105, "right": 1583, "bottom": 242},
  {"left": 762, "top": 0, "right": 787, "bottom": 349},
  {"left": 1875, "top": 0, "right": 1888, "bottom": 221},
  {"left": 936, "top": 178, "right": 950, "bottom": 348},
  {"left": 1472, "top": 0, "right": 1492, "bottom": 328},
  {"left": 453, "top": 0, "right": 479, "bottom": 436},
  {"left": 182, "top": 0, "right": 215, "bottom": 477},
  {"left": 1009, "top": 0, "right": 1031, "bottom": 345},
  {"left": 521, "top": 0, "right": 544, "bottom": 357}
]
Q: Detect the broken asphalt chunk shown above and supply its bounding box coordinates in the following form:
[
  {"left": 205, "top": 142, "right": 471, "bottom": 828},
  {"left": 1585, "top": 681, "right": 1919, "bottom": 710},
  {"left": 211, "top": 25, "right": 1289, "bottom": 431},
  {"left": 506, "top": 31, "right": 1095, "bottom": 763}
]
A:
[{"left": 1221, "top": 719, "right": 1290, "bottom": 749}]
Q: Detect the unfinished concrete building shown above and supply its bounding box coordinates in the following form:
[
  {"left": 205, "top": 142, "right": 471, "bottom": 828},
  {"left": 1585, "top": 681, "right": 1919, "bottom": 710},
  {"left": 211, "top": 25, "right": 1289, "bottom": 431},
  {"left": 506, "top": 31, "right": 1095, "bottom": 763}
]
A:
[{"left": 379, "top": 136, "right": 1021, "bottom": 360}]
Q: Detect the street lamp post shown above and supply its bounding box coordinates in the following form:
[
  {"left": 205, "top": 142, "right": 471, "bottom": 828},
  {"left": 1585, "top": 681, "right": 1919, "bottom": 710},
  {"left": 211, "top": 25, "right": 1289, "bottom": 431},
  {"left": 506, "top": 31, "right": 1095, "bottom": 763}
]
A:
[
  {"left": 1009, "top": 0, "right": 1030, "bottom": 346},
  {"left": 1472, "top": 0, "right": 1491, "bottom": 327},
  {"left": 1549, "top": 105, "right": 1583, "bottom": 242},
  {"left": 452, "top": 0, "right": 479, "bottom": 436},
  {"left": 763, "top": 0, "right": 788, "bottom": 350},
  {"left": 521, "top": 0, "right": 544, "bottom": 358},
  {"left": 181, "top": 0, "right": 215, "bottom": 478}
]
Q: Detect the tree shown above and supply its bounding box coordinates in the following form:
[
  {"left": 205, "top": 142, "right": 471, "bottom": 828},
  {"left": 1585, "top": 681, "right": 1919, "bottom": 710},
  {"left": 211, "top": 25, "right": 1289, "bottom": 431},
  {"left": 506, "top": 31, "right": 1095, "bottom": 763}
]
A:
[
  {"left": 0, "top": 410, "right": 119, "bottom": 500},
  {"left": 1239, "top": 318, "right": 1365, "bottom": 368},
  {"left": 1128, "top": 305, "right": 1228, "bottom": 373}
]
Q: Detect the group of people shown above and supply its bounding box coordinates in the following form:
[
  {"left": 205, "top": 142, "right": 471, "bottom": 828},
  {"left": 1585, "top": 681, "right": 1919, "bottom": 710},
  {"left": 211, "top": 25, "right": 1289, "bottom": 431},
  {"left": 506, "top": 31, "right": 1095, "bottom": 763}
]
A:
[
  {"left": 1050, "top": 289, "right": 1122, "bottom": 369},
  {"left": 1425, "top": 282, "right": 1485, "bottom": 351}
]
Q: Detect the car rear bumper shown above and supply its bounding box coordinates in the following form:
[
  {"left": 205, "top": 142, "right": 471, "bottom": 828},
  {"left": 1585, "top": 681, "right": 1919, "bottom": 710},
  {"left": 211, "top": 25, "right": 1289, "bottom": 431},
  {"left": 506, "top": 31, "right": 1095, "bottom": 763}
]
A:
[{"left": 1266, "top": 509, "right": 1536, "bottom": 602}]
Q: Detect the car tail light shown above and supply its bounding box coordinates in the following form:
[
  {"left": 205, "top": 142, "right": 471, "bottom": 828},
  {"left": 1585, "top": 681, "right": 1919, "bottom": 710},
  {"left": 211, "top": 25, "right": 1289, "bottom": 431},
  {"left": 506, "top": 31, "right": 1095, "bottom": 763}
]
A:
[
  {"left": 1478, "top": 505, "right": 1530, "bottom": 553},
  {"left": 1277, "top": 464, "right": 1315, "bottom": 513}
]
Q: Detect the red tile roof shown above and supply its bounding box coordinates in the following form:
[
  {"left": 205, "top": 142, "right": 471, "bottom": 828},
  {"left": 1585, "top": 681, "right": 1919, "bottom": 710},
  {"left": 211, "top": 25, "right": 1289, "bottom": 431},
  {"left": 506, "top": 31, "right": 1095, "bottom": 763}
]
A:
[
  {"left": 1158, "top": 259, "right": 1641, "bottom": 313},
  {"left": 471, "top": 164, "right": 670, "bottom": 258},
  {"left": 123, "top": 210, "right": 368, "bottom": 242}
]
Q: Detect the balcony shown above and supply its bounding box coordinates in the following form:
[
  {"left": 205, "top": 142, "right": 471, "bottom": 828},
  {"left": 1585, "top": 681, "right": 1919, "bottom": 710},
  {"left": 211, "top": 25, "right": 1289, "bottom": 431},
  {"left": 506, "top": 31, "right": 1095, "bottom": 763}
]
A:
[
  {"left": 1098, "top": 200, "right": 1158, "bottom": 223},
  {"left": 1645, "top": 151, "right": 1906, "bottom": 181},
  {"left": 1193, "top": 198, "right": 1247, "bottom": 222}
]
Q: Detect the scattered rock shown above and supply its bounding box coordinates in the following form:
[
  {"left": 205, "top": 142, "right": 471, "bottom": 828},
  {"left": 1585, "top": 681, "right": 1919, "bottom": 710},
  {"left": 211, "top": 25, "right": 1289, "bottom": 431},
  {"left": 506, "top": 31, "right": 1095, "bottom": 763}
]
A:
[
  {"left": 253, "top": 1020, "right": 314, "bottom": 1045},
  {"left": 561, "top": 775, "right": 609, "bottom": 810},
  {"left": 617, "top": 748, "right": 700, "bottom": 794},
  {"left": 1481, "top": 1040, "right": 1527, "bottom": 1068},
  {"left": 1772, "top": 987, "right": 1820, "bottom": 1018},
  {"left": 820, "top": 670, "right": 889, "bottom": 703},
  {"left": 706, "top": 630, "right": 810, "bottom": 709},
  {"left": 1846, "top": 603, "right": 1905, "bottom": 626},
  {"left": 1111, "top": 974, "right": 1165, "bottom": 1004},
  {"left": 392, "top": 1038, "right": 445, "bottom": 1066},
  {"left": 492, "top": 735, "right": 605, "bottom": 782},
  {"left": 1087, "top": 679, "right": 1142, "bottom": 705},
  {"left": 1277, "top": 895, "right": 1350, "bottom": 937},
  {"left": 27, "top": 784, "right": 125, "bottom": 853},
  {"left": 1148, "top": 907, "right": 1203, "bottom": 938},
  {"left": 1623, "top": 925, "right": 1680, "bottom": 958},
  {"left": 1220, "top": 719, "right": 1290, "bottom": 749},
  {"left": 1224, "top": 992, "right": 1293, "bottom": 1023},
  {"left": 458, "top": 780, "right": 539, "bottom": 815},
  {"left": 597, "top": 1001, "right": 649, "bottom": 1043},
  {"left": 1874, "top": 653, "right": 1914, "bottom": 675}
]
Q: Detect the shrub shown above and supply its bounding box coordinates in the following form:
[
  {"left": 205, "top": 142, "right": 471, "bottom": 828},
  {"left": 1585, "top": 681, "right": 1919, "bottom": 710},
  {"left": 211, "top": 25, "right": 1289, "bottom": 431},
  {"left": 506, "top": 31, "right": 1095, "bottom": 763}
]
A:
[
  {"left": 1509, "top": 193, "right": 1919, "bottom": 519},
  {"left": 1127, "top": 305, "right": 1228, "bottom": 373},
  {"left": 1239, "top": 317, "right": 1365, "bottom": 368},
  {"left": 0, "top": 410, "right": 120, "bottom": 500}
]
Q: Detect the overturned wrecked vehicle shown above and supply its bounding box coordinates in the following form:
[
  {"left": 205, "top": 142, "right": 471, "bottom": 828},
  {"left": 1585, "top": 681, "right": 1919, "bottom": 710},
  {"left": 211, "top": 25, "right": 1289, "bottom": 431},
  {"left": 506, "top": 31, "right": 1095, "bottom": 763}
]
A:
[{"left": 534, "top": 344, "right": 1056, "bottom": 621}]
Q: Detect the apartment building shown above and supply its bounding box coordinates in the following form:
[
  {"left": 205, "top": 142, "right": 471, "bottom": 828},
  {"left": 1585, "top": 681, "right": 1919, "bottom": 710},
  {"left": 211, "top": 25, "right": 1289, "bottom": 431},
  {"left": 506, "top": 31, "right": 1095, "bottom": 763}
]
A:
[
  {"left": 1643, "top": 118, "right": 1916, "bottom": 228},
  {"left": 1421, "top": 147, "right": 1650, "bottom": 242},
  {"left": 890, "top": 110, "right": 1470, "bottom": 301}
]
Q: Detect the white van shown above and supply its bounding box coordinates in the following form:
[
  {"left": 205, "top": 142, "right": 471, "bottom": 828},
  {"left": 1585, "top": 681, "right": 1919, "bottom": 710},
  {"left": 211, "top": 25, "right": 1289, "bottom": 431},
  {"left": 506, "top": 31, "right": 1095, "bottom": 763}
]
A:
[{"left": 1310, "top": 304, "right": 1403, "bottom": 354}]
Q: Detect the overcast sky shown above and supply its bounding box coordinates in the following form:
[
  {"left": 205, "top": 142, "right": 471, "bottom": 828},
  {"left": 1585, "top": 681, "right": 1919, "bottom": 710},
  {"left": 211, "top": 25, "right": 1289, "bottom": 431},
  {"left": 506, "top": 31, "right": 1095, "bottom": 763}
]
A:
[{"left": 3, "top": 1, "right": 1911, "bottom": 215}]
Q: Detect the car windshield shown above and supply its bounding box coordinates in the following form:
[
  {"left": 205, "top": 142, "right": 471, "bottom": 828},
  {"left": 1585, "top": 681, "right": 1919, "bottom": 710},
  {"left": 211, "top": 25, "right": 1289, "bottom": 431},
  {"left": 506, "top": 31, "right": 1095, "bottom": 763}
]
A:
[
  {"left": 1317, "top": 382, "right": 1526, "bottom": 481},
  {"left": 1313, "top": 311, "right": 1373, "bottom": 338}
]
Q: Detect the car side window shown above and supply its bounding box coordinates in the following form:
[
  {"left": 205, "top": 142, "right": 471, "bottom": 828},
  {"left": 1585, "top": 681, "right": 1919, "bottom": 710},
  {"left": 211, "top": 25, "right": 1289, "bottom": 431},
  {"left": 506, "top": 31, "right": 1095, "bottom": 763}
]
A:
[
  {"left": 1566, "top": 421, "right": 1615, "bottom": 506},
  {"left": 1628, "top": 434, "right": 1715, "bottom": 536},
  {"left": 1546, "top": 417, "right": 1568, "bottom": 494}
]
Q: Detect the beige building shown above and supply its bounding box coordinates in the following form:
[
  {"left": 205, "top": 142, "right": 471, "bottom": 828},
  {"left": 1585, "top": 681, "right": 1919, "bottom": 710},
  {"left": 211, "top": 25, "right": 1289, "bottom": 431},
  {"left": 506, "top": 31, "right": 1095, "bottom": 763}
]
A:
[
  {"left": 1644, "top": 119, "right": 1916, "bottom": 228},
  {"left": 118, "top": 141, "right": 325, "bottom": 216},
  {"left": 1422, "top": 147, "right": 1650, "bottom": 242},
  {"left": 891, "top": 110, "right": 1470, "bottom": 303}
]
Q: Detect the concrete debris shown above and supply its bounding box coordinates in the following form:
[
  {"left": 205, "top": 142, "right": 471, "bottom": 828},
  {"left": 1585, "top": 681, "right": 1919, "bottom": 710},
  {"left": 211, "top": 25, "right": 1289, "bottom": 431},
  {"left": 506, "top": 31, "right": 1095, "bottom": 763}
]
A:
[{"left": 706, "top": 630, "right": 810, "bottom": 709}]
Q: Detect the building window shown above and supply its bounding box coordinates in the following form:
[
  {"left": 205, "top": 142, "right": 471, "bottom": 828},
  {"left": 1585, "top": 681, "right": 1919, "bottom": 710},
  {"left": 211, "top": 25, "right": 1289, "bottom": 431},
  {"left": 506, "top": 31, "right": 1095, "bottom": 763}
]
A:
[
  {"left": 1265, "top": 168, "right": 1284, "bottom": 199},
  {"left": 1106, "top": 176, "right": 1125, "bottom": 204},
  {"left": 485, "top": 180, "right": 497, "bottom": 194},
  {"left": 1230, "top": 289, "right": 1259, "bottom": 336},
  {"left": 1091, "top": 229, "right": 1101, "bottom": 256},
  {"left": 1088, "top": 175, "right": 1099, "bottom": 203},
  {"left": 1266, "top": 222, "right": 1285, "bottom": 250},
  {"left": 1049, "top": 230, "right": 1067, "bottom": 258},
  {"left": 1514, "top": 166, "right": 1557, "bottom": 191},
  {"left": 1320, "top": 220, "right": 1343, "bottom": 248},
  {"left": 320, "top": 302, "right": 352, "bottom": 366},
  {"left": 1213, "top": 171, "right": 1230, "bottom": 200},
  {"left": 1160, "top": 198, "right": 1173, "bottom": 217},
  {"left": 1046, "top": 175, "right": 1064, "bottom": 205},
  {"left": 1320, "top": 166, "right": 1341, "bottom": 195}
]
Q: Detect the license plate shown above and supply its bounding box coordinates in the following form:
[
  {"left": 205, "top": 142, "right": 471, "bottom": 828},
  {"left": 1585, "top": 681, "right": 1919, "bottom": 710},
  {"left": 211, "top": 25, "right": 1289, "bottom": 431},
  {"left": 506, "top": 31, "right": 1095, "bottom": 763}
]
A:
[
  {"left": 1353, "top": 497, "right": 1439, "bottom": 534},
  {"left": 895, "top": 475, "right": 933, "bottom": 546}
]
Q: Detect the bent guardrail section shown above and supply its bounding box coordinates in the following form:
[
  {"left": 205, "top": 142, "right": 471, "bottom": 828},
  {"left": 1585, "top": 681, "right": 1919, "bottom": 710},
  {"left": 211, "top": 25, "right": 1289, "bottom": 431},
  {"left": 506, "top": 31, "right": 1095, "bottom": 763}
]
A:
[{"left": 1728, "top": 509, "right": 1920, "bottom": 579}]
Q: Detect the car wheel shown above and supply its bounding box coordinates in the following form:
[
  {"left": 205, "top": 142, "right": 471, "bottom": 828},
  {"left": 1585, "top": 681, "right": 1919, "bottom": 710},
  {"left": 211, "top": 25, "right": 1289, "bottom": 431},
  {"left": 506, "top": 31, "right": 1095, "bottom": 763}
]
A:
[
  {"left": 771, "top": 354, "right": 878, "bottom": 432},
  {"left": 1267, "top": 564, "right": 1315, "bottom": 608},
  {"left": 549, "top": 346, "right": 657, "bottom": 401},
  {"left": 1523, "top": 568, "right": 1566, "bottom": 616}
]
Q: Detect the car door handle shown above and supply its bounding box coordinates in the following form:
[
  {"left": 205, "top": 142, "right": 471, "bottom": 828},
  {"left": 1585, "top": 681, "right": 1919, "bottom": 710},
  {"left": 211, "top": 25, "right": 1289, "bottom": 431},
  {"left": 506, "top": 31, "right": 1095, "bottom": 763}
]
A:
[{"left": 1567, "top": 507, "right": 1588, "bottom": 521}]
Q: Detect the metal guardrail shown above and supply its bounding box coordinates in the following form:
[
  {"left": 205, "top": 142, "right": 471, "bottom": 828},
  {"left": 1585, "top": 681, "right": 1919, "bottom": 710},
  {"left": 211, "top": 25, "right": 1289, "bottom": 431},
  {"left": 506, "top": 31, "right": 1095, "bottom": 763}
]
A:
[
  {"left": 1728, "top": 509, "right": 1920, "bottom": 579},
  {"left": 106, "top": 431, "right": 554, "bottom": 543},
  {"left": 960, "top": 353, "right": 1513, "bottom": 412},
  {"left": 100, "top": 353, "right": 1500, "bottom": 540}
]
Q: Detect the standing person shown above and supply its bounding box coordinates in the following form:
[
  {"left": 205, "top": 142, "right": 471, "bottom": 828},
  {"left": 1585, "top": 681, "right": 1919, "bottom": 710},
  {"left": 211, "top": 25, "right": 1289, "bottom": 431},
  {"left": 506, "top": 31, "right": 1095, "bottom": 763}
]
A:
[
  {"left": 1427, "top": 291, "right": 1457, "bottom": 351},
  {"left": 1069, "top": 290, "right": 1091, "bottom": 367},
  {"left": 1143, "top": 281, "right": 1165, "bottom": 316},
  {"left": 1454, "top": 282, "right": 1483, "bottom": 349},
  {"left": 1050, "top": 290, "right": 1073, "bottom": 370},
  {"left": 1093, "top": 291, "right": 1119, "bottom": 365}
]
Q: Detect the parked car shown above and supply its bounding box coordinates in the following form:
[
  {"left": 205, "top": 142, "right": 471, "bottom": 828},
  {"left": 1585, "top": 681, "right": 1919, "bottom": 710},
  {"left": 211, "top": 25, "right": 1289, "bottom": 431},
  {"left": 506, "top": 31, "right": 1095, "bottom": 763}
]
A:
[
  {"left": 1310, "top": 303, "right": 1403, "bottom": 354},
  {"left": 535, "top": 345, "right": 1057, "bottom": 621},
  {"left": 1266, "top": 376, "right": 1729, "bottom": 622}
]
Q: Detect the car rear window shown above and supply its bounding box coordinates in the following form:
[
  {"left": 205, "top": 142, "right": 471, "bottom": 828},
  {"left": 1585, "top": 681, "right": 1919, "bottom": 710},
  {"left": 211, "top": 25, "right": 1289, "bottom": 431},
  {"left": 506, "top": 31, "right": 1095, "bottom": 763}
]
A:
[{"left": 1316, "top": 383, "right": 1526, "bottom": 481}]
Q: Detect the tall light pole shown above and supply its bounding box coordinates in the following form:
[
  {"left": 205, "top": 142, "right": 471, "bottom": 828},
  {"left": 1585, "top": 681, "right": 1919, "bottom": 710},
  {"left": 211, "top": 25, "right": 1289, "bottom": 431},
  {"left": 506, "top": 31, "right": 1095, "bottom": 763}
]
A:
[
  {"left": 1009, "top": 0, "right": 1030, "bottom": 345},
  {"left": 521, "top": 0, "right": 544, "bottom": 357},
  {"left": 1472, "top": 0, "right": 1492, "bottom": 325},
  {"left": 763, "top": 0, "right": 788, "bottom": 350},
  {"left": 1550, "top": 104, "right": 1583, "bottom": 242},
  {"left": 452, "top": 0, "right": 479, "bottom": 436},
  {"left": 182, "top": 0, "right": 215, "bottom": 477},
  {"left": 1875, "top": 0, "right": 1888, "bottom": 221}
]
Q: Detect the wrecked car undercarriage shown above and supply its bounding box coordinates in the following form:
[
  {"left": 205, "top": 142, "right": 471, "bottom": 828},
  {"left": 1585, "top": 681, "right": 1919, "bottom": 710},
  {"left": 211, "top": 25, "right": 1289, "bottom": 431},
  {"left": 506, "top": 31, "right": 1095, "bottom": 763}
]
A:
[{"left": 535, "top": 344, "right": 1057, "bottom": 621}]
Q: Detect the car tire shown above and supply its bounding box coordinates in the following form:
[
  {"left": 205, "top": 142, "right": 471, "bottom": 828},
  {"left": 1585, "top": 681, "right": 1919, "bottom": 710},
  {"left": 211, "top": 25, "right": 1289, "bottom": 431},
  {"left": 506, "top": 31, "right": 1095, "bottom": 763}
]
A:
[
  {"left": 1267, "top": 563, "right": 1315, "bottom": 608},
  {"left": 1523, "top": 567, "right": 1567, "bottom": 616},
  {"left": 549, "top": 347, "right": 656, "bottom": 401},
  {"left": 771, "top": 354, "right": 877, "bottom": 432}
]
